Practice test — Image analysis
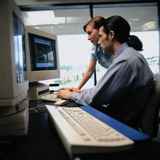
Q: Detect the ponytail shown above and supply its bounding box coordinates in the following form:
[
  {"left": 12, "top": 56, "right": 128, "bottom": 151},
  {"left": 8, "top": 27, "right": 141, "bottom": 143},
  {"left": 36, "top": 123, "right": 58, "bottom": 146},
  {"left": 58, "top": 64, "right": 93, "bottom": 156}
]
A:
[{"left": 127, "top": 35, "right": 143, "bottom": 51}]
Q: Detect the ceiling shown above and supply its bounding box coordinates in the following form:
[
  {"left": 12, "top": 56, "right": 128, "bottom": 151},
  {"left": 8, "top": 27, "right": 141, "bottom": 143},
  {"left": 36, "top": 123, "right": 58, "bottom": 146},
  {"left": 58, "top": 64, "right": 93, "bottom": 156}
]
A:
[
  {"left": 14, "top": 0, "right": 149, "bottom": 6},
  {"left": 14, "top": 0, "right": 159, "bottom": 35}
]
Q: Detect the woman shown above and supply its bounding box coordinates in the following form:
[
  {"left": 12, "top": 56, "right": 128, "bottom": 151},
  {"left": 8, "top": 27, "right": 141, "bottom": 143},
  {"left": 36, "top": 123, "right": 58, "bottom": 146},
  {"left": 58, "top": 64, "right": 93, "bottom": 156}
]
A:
[{"left": 77, "top": 16, "right": 113, "bottom": 89}]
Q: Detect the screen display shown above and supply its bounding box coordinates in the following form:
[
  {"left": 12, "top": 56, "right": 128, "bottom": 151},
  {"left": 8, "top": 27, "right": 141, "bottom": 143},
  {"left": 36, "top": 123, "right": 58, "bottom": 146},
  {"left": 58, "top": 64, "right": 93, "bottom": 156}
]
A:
[
  {"left": 13, "top": 12, "right": 26, "bottom": 83},
  {"left": 28, "top": 33, "right": 57, "bottom": 71}
]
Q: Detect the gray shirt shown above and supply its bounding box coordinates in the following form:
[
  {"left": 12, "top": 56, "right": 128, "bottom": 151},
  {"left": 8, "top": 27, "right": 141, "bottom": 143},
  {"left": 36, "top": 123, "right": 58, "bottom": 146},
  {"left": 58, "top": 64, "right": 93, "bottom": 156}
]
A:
[
  {"left": 91, "top": 44, "right": 112, "bottom": 68},
  {"left": 70, "top": 43, "right": 153, "bottom": 127}
]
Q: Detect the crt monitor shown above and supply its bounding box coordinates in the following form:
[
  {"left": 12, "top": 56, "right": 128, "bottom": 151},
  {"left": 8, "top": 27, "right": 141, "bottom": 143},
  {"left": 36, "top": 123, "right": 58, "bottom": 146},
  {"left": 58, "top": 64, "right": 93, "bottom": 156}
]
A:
[
  {"left": 25, "top": 27, "right": 60, "bottom": 99},
  {"left": 0, "top": 0, "right": 28, "bottom": 107},
  {"left": 0, "top": 0, "right": 29, "bottom": 136}
]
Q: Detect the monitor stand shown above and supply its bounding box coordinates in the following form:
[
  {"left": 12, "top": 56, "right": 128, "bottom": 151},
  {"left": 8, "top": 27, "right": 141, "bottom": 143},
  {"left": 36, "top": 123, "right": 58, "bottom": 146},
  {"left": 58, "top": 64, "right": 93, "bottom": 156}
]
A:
[
  {"left": 27, "top": 82, "right": 50, "bottom": 100},
  {"left": 0, "top": 99, "right": 29, "bottom": 136}
]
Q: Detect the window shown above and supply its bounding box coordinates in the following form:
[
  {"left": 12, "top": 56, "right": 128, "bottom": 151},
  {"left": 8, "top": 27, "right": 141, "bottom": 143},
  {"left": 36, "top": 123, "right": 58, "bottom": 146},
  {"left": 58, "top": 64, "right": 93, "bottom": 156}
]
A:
[
  {"left": 93, "top": 3, "right": 159, "bottom": 82},
  {"left": 22, "top": 2, "right": 159, "bottom": 89},
  {"left": 23, "top": 7, "right": 94, "bottom": 89}
]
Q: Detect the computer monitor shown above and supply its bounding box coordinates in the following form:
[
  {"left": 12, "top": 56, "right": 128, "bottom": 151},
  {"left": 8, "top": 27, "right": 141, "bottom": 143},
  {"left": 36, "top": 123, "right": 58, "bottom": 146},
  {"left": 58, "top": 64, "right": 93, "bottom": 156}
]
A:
[
  {"left": 25, "top": 27, "right": 60, "bottom": 99},
  {"left": 0, "top": 0, "right": 28, "bottom": 107},
  {"left": 0, "top": 0, "right": 29, "bottom": 136}
]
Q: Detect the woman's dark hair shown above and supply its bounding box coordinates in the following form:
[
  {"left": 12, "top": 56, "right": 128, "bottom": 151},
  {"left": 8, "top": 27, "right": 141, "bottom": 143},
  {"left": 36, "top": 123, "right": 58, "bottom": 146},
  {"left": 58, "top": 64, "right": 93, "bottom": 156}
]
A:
[
  {"left": 83, "top": 16, "right": 105, "bottom": 32},
  {"left": 103, "top": 15, "right": 143, "bottom": 51}
]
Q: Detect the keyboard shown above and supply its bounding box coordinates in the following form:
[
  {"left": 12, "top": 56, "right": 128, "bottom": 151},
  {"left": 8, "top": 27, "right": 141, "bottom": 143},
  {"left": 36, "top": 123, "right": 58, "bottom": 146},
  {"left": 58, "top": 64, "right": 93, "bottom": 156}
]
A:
[
  {"left": 46, "top": 105, "right": 134, "bottom": 158},
  {"left": 41, "top": 94, "right": 69, "bottom": 106},
  {"left": 40, "top": 93, "right": 61, "bottom": 102}
]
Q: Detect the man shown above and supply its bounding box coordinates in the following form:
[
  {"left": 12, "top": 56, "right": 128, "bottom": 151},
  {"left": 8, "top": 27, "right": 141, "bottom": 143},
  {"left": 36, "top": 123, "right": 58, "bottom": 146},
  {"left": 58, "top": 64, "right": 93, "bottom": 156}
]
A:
[{"left": 57, "top": 15, "right": 153, "bottom": 128}]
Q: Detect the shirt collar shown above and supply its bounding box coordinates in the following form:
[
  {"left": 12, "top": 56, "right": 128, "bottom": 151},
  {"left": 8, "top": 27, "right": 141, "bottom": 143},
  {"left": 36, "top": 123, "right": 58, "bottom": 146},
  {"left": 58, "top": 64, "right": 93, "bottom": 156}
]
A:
[{"left": 113, "top": 43, "right": 128, "bottom": 60}]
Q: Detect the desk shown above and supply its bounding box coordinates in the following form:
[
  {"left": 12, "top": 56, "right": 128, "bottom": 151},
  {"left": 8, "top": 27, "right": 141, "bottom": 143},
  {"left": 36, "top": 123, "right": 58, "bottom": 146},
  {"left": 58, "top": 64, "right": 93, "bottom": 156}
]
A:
[{"left": 0, "top": 100, "right": 160, "bottom": 160}]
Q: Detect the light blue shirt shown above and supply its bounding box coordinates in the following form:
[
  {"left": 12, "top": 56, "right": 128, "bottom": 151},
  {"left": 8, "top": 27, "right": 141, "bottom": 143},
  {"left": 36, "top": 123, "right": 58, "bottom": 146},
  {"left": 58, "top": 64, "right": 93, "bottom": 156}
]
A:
[
  {"left": 91, "top": 44, "right": 112, "bottom": 68},
  {"left": 70, "top": 43, "right": 153, "bottom": 127}
]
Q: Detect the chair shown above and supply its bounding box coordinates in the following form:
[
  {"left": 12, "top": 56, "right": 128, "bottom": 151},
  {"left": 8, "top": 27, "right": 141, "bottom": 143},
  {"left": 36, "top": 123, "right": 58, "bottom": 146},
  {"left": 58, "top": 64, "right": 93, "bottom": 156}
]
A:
[{"left": 140, "top": 74, "right": 160, "bottom": 139}]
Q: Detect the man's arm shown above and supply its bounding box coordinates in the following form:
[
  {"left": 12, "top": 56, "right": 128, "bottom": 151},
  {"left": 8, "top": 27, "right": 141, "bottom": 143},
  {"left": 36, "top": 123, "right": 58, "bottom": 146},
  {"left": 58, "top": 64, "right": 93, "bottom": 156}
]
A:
[{"left": 70, "top": 61, "right": 135, "bottom": 106}]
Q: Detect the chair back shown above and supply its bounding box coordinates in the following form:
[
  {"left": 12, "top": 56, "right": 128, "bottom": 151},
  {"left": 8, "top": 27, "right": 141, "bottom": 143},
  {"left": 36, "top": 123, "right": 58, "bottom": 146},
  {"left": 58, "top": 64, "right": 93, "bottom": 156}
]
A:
[{"left": 140, "top": 74, "right": 160, "bottom": 139}]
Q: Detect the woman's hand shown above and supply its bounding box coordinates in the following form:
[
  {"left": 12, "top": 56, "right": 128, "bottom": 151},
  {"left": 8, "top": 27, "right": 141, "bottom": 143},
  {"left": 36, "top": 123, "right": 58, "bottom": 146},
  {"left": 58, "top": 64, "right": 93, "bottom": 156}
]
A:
[
  {"left": 57, "top": 89, "right": 72, "bottom": 100},
  {"left": 67, "top": 87, "right": 83, "bottom": 93}
]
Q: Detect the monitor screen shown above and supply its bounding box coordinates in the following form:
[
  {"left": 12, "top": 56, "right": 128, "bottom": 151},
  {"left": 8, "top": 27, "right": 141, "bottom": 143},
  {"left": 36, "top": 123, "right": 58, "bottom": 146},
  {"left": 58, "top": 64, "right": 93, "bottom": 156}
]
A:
[
  {"left": 13, "top": 12, "right": 26, "bottom": 83},
  {"left": 28, "top": 33, "right": 57, "bottom": 71}
]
